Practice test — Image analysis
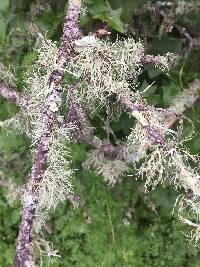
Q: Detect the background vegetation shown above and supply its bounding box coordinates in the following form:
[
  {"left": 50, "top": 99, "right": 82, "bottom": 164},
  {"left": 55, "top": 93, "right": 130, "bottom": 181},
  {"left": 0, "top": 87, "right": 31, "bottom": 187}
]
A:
[{"left": 0, "top": 0, "right": 200, "bottom": 266}]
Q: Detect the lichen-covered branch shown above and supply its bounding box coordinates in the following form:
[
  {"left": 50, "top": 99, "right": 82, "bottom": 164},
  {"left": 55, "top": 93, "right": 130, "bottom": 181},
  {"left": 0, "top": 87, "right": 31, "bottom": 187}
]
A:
[
  {"left": 0, "top": 82, "right": 28, "bottom": 109},
  {"left": 165, "top": 79, "right": 200, "bottom": 128},
  {"left": 78, "top": 131, "right": 120, "bottom": 158},
  {"left": 174, "top": 25, "right": 200, "bottom": 49},
  {"left": 120, "top": 79, "right": 200, "bottom": 163},
  {"left": 67, "top": 77, "right": 200, "bottom": 161},
  {"left": 81, "top": 78, "right": 200, "bottom": 163},
  {"left": 13, "top": 0, "right": 82, "bottom": 266},
  {"left": 118, "top": 95, "right": 166, "bottom": 146},
  {"left": 140, "top": 1, "right": 200, "bottom": 49},
  {"left": 67, "top": 86, "right": 120, "bottom": 158}
]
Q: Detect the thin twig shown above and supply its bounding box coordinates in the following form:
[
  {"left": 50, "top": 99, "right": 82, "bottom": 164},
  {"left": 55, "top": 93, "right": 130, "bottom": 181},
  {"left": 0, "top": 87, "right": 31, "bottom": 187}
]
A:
[
  {"left": 174, "top": 25, "right": 200, "bottom": 49},
  {"left": 165, "top": 79, "right": 200, "bottom": 128}
]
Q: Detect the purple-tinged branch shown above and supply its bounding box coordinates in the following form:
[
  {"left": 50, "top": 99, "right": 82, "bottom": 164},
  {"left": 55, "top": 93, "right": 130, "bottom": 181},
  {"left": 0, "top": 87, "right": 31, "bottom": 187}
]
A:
[
  {"left": 67, "top": 78, "right": 200, "bottom": 160},
  {"left": 124, "top": 79, "right": 200, "bottom": 163},
  {"left": 174, "top": 25, "right": 200, "bottom": 49},
  {"left": 76, "top": 130, "right": 120, "bottom": 158},
  {"left": 14, "top": 0, "right": 82, "bottom": 266},
  {"left": 14, "top": 139, "right": 46, "bottom": 266},
  {"left": 0, "top": 82, "right": 28, "bottom": 109},
  {"left": 165, "top": 79, "right": 200, "bottom": 128},
  {"left": 118, "top": 95, "right": 166, "bottom": 146}
]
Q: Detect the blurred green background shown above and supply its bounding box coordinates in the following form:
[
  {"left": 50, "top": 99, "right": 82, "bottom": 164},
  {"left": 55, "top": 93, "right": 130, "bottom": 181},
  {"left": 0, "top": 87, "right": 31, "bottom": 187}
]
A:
[{"left": 0, "top": 0, "right": 200, "bottom": 266}]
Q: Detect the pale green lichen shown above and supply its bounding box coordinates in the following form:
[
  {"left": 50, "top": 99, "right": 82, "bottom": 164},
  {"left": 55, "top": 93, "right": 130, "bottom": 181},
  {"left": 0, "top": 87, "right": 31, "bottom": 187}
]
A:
[
  {"left": 36, "top": 125, "right": 74, "bottom": 211},
  {"left": 69, "top": 37, "right": 145, "bottom": 106},
  {"left": 176, "top": 196, "right": 200, "bottom": 246},
  {"left": 0, "top": 63, "right": 16, "bottom": 86},
  {"left": 123, "top": 123, "right": 149, "bottom": 163},
  {"left": 137, "top": 141, "right": 200, "bottom": 245},
  {"left": 83, "top": 149, "right": 129, "bottom": 185},
  {"left": 30, "top": 237, "right": 60, "bottom": 267},
  {"left": 154, "top": 52, "right": 176, "bottom": 71},
  {"left": 24, "top": 35, "right": 60, "bottom": 142},
  {"left": 33, "top": 124, "right": 74, "bottom": 233}
]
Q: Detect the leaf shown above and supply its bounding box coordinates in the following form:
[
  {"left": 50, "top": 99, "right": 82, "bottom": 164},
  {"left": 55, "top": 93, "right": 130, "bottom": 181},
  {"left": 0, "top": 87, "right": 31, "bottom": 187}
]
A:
[
  {"left": 139, "top": 80, "right": 161, "bottom": 105},
  {"left": 0, "top": 13, "right": 15, "bottom": 34},
  {"left": 82, "top": 0, "right": 125, "bottom": 32},
  {"left": 86, "top": 0, "right": 107, "bottom": 15},
  {"left": 110, "top": 0, "right": 146, "bottom": 22},
  {"left": 36, "top": 5, "right": 62, "bottom": 37},
  {"left": 162, "top": 85, "right": 180, "bottom": 106},
  {"left": 0, "top": 128, "right": 26, "bottom": 154},
  {"left": 148, "top": 68, "right": 161, "bottom": 79},
  {"left": 139, "top": 80, "right": 157, "bottom": 96},
  {"left": 104, "top": 1, "right": 125, "bottom": 32}
]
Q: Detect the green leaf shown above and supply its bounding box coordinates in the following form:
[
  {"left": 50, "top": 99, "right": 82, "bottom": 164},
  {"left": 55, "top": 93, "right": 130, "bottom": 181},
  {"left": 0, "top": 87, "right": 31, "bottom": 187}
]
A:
[
  {"left": 110, "top": 0, "right": 146, "bottom": 22},
  {"left": 83, "top": 0, "right": 125, "bottom": 32},
  {"left": 0, "top": 13, "right": 15, "bottom": 34},
  {"left": 162, "top": 85, "right": 180, "bottom": 106},
  {"left": 36, "top": 5, "right": 62, "bottom": 37},
  {"left": 86, "top": 1, "right": 107, "bottom": 15},
  {"left": 148, "top": 68, "right": 161, "bottom": 79},
  {"left": 0, "top": 129, "right": 26, "bottom": 154}
]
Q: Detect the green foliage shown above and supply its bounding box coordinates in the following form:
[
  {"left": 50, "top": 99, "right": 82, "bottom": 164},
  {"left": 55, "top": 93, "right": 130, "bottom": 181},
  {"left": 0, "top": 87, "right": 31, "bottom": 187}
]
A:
[
  {"left": 2, "top": 174, "right": 200, "bottom": 266},
  {"left": 47, "top": 175, "right": 199, "bottom": 267},
  {"left": 81, "top": 0, "right": 125, "bottom": 32},
  {"left": 109, "top": 0, "right": 147, "bottom": 22},
  {"left": 149, "top": 35, "right": 183, "bottom": 55},
  {"left": 81, "top": 0, "right": 147, "bottom": 32},
  {"left": 0, "top": 190, "right": 20, "bottom": 266}
]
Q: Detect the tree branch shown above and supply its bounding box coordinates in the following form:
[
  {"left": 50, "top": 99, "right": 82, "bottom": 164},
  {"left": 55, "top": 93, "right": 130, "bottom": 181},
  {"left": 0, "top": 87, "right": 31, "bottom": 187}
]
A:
[
  {"left": 142, "top": 2, "right": 200, "bottom": 50},
  {"left": 66, "top": 76, "right": 200, "bottom": 161},
  {"left": 14, "top": 1, "right": 82, "bottom": 266},
  {"left": 0, "top": 82, "right": 28, "bottom": 109},
  {"left": 124, "top": 79, "right": 200, "bottom": 163},
  {"left": 67, "top": 86, "right": 120, "bottom": 158},
  {"left": 174, "top": 25, "right": 200, "bottom": 49},
  {"left": 165, "top": 79, "right": 200, "bottom": 128},
  {"left": 79, "top": 79, "right": 200, "bottom": 160},
  {"left": 118, "top": 95, "right": 166, "bottom": 146}
]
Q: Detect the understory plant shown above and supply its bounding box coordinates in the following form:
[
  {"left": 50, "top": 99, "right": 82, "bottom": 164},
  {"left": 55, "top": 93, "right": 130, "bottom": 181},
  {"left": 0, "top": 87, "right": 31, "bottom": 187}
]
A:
[{"left": 0, "top": 0, "right": 200, "bottom": 266}]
